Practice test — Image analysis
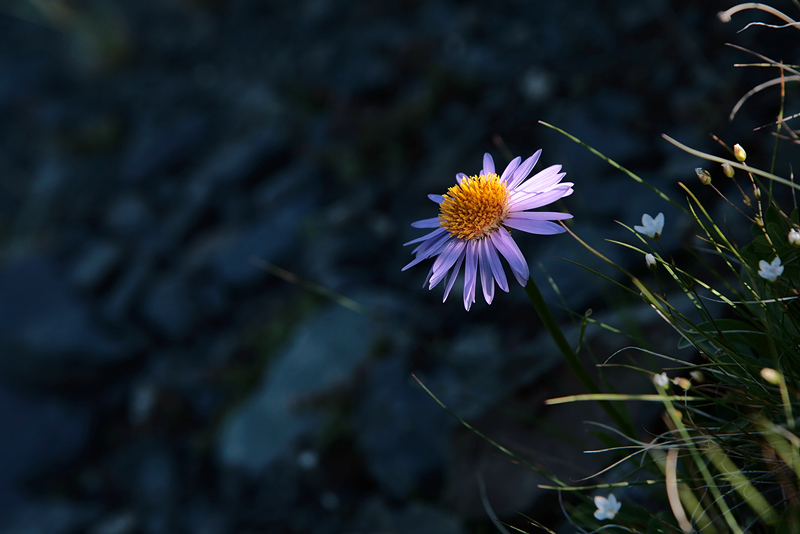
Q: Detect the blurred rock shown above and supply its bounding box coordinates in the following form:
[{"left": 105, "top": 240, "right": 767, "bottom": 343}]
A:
[
  {"left": 218, "top": 303, "right": 378, "bottom": 474},
  {"left": 0, "top": 382, "right": 90, "bottom": 512},
  {"left": 102, "top": 248, "right": 154, "bottom": 322},
  {"left": 0, "top": 256, "right": 138, "bottom": 388},
  {"left": 193, "top": 126, "right": 288, "bottom": 186},
  {"left": 206, "top": 200, "right": 312, "bottom": 287},
  {"left": 349, "top": 498, "right": 462, "bottom": 534},
  {"left": 121, "top": 115, "right": 206, "bottom": 183},
  {"left": 1, "top": 500, "right": 97, "bottom": 534},
  {"left": 353, "top": 356, "right": 451, "bottom": 499},
  {"left": 104, "top": 194, "right": 155, "bottom": 237},
  {"left": 141, "top": 275, "right": 196, "bottom": 341},
  {"left": 69, "top": 240, "right": 122, "bottom": 291},
  {"left": 90, "top": 511, "right": 138, "bottom": 534}
]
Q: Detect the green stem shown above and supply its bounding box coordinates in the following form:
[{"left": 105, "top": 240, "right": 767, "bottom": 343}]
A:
[{"left": 523, "top": 277, "right": 635, "bottom": 437}]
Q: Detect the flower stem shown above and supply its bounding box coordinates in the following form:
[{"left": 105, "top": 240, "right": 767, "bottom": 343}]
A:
[{"left": 523, "top": 277, "right": 635, "bottom": 437}]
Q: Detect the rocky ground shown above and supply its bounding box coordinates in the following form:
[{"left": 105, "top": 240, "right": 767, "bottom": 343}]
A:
[{"left": 0, "top": 0, "right": 794, "bottom": 532}]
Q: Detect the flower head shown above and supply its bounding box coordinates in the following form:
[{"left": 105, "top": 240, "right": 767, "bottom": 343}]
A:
[
  {"left": 403, "top": 151, "right": 573, "bottom": 310},
  {"left": 594, "top": 493, "right": 621, "bottom": 521},
  {"left": 789, "top": 229, "right": 800, "bottom": 247},
  {"left": 758, "top": 257, "right": 784, "bottom": 282},
  {"left": 645, "top": 253, "right": 656, "bottom": 270},
  {"left": 634, "top": 213, "right": 664, "bottom": 239},
  {"left": 695, "top": 167, "right": 711, "bottom": 185},
  {"left": 653, "top": 372, "right": 669, "bottom": 388}
]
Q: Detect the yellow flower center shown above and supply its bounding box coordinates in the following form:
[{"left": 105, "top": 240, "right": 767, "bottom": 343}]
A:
[{"left": 438, "top": 173, "right": 510, "bottom": 240}]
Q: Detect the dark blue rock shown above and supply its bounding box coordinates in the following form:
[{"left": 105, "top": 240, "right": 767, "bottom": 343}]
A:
[
  {"left": 69, "top": 240, "right": 122, "bottom": 291},
  {"left": 218, "top": 303, "right": 378, "bottom": 474},
  {"left": 353, "top": 356, "right": 452, "bottom": 500},
  {"left": 140, "top": 275, "right": 196, "bottom": 341},
  {"left": 0, "top": 256, "right": 135, "bottom": 388},
  {"left": 121, "top": 115, "right": 206, "bottom": 183},
  {"left": 104, "top": 194, "right": 155, "bottom": 237},
  {"left": 0, "top": 382, "right": 90, "bottom": 515},
  {"left": 193, "top": 127, "right": 287, "bottom": 186},
  {"left": 208, "top": 201, "right": 310, "bottom": 287}
]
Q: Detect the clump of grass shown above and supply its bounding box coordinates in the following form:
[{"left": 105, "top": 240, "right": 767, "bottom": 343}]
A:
[{"left": 522, "top": 4, "right": 800, "bottom": 531}]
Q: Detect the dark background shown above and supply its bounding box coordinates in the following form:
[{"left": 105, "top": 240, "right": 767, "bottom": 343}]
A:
[{"left": 0, "top": 0, "right": 795, "bottom": 532}]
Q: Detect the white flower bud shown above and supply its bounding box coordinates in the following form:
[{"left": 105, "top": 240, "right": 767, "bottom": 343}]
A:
[
  {"left": 733, "top": 144, "right": 746, "bottom": 162},
  {"left": 761, "top": 368, "right": 781, "bottom": 385},
  {"left": 721, "top": 163, "right": 734, "bottom": 178}
]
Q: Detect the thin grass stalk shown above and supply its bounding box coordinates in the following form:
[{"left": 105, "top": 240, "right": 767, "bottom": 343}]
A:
[
  {"left": 658, "top": 384, "right": 745, "bottom": 534},
  {"left": 523, "top": 278, "right": 635, "bottom": 437},
  {"left": 704, "top": 440, "right": 778, "bottom": 525}
]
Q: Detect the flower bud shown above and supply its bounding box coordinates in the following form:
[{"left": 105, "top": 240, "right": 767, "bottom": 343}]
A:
[
  {"left": 645, "top": 253, "right": 657, "bottom": 270},
  {"left": 721, "top": 163, "right": 734, "bottom": 178},
  {"left": 673, "top": 377, "right": 692, "bottom": 390},
  {"left": 761, "top": 367, "right": 781, "bottom": 385},
  {"left": 754, "top": 187, "right": 761, "bottom": 200},
  {"left": 689, "top": 370, "right": 704, "bottom": 383},
  {"left": 789, "top": 229, "right": 800, "bottom": 247},
  {"left": 733, "top": 143, "right": 746, "bottom": 162},
  {"left": 695, "top": 167, "right": 712, "bottom": 185}
]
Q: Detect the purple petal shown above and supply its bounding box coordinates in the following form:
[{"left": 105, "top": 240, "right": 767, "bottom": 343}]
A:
[
  {"left": 429, "top": 239, "right": 467, "bottom": 288},
  {"left": 503, "top": 217, "right": 566, "bottom": 235},
  {"left": 403, "top": 253, "right": 432, "bottom": 272},
  {"left": 506, "top": 211, "right": 573, "bottom": 221},
  {"left": 489, "top": 227, "right": 529, "bottom": 285},
  {"left": 411, "top": 217, "right": 441, "bottom": 228},
  {"left": 485, "top": 239, "right": 509, "bottom": 292},
  {"left": 482, "top": 153, "right": 495, "bottom": 176},
  {"left": 500, "top": 156, "right": 521, "bottom": 183},
  {"left": 409, "top": 227, "right": 449, "bottom": 255},
  {"left": 421, "top": 265, "right": 434, "bottom": 288},
  {"left": 508, "top": 185, "right": 573, "bottom": 211},
  {"left": 409, "top": 229, "right": 450, "bottom": 259},
  {"left": 516, "top": 167, "right": 564, "bottom": 192},
  {"left": 456, "top": 172, "right": 468, "bottom": 184},
  {"left": 478, "top": 239, "right": 495, "bottom": 304},
  {"left": 428, "top": 194, "right": 444, "bottom": 204},
  {"left": 404, "top": 227, "right": 446, "bottom": 247},
  {"left": 463, "top": 241, "right": 479, "bottom": 310},
  {"left": 442, "top": 249, "right": 466, "bottom": 302},
  {"left": 506, "top": 150, "right": 541, "bottom": 189}
]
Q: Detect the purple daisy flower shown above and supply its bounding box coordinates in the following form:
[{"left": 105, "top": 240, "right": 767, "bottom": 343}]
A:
[{"left": 403, "top": 150, "right": 573, "bottom": 310}]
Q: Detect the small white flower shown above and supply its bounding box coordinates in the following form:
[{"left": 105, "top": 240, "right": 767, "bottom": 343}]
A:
[
  {"left": 594, "top": 493, "right": 621, "bottom": 521},
  {"left": 758, "top": 257, "right": 784, "bottom": 282},
  {"left": 653, "top": 372, "right": 669, "bottom": 388},
  {"left": 789, "top": 229, "right": 800, "bottom": 247},
  {"left": 645, "top": 253, "right": 656, "bottom": 270},
  {"left": 634, "top": 213, "right": 664, "bottom": 239}
]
